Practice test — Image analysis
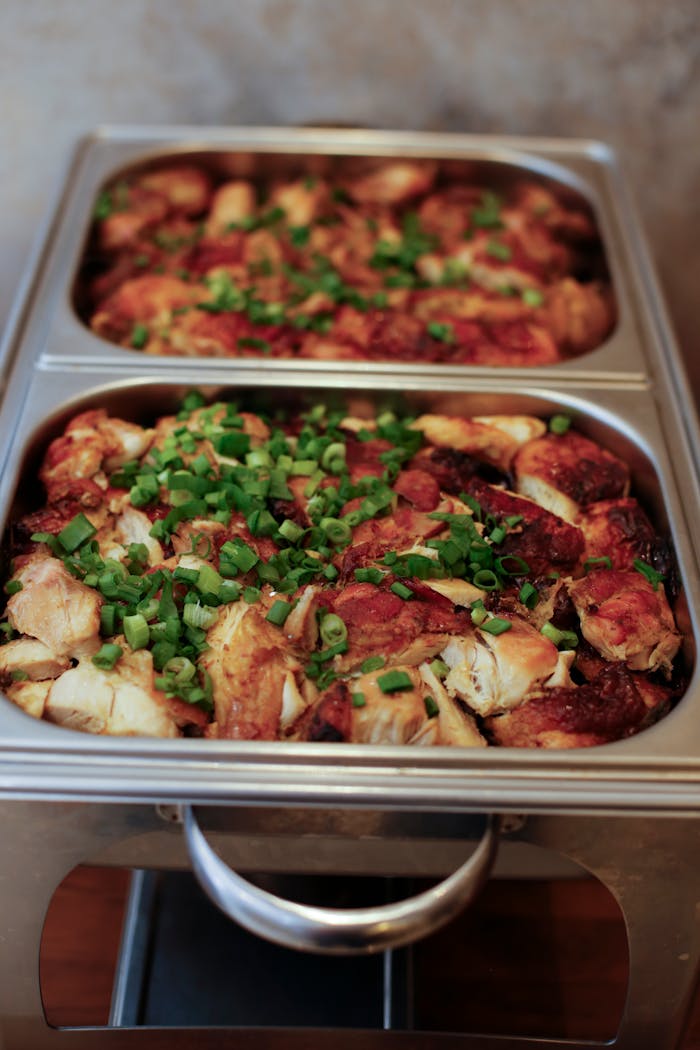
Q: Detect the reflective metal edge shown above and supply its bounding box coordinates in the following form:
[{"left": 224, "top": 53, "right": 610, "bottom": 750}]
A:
[
  {"left": 0, "top": 370, "right": 697, "bottom": 814},
  {"left": 10, "top": 125, "right": 645, "bottom": 384}
]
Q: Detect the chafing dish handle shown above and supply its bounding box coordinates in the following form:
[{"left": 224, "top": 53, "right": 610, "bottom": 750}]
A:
[{"left": 182, "top": 805, "right": 499, "bottom": 955}]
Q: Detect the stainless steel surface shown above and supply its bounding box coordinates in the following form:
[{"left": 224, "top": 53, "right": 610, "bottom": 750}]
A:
[
  {"left": 181, "top": 805, "right": 497, "bottom": 954},
  {"left": 0, "top": 371, "right": 697, "bottom": 813},
  {"left": 0, "top": 126, "right": 646, "bottom": 383}
]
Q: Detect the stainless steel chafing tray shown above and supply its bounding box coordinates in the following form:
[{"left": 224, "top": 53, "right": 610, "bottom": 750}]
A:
[{"left": 2, "top": 128, "right": 700, "bottom": 1049}]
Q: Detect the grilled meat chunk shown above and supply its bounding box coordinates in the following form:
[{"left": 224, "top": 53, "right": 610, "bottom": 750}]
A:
[
  {"left": 514, "top": 431, "right": 629, "bottom": 522},
  {"left": 7, "top": 555, "right": 102, "bottom": 660},
  {"left": 486, "top": 665, "right": 670, "bottom": 748},
  {"left": 567, "top": 569, "right": 680, "bottom": 675}
]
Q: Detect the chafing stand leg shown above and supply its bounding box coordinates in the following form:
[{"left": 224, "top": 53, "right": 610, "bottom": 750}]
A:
[{"left": 514, "top": 812, "right": 700, "bottom": 1050}]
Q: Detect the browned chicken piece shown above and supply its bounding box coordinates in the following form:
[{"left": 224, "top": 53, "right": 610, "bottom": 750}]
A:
[
  {"left": 411, "top": 414, "right": 545, "bottom": 472},
  {"left": 98, "top": 506, "right": 164, "bottom": 566},
  {"left": 514, "top": 430, "right": 630, "bottom": 523},
  {"left": 465, "top": 477, "right": 585, "bottom": 578},
  {"left": 200, "top": 602, "right": 306, "bottom": 740},
  {"left": 98, "top": 186, "right": 169, "bottom": 252},
  {"left": 204, "top": 180, "right": 256, "bottom": 235},
  {"left": 486, "top": 664, "right": 670, "bottom": 748},
  {"left": 348, "top": 665, "right": 434, "bottom": 745},
  {"left": 269, "top": 177, "right": 330, "bottom": 227},
  {"left": 296, "top": 661, "right": 486, "bottom": 747},
  {"left": 4, "top": 679, "right": 52, "bottom": 720},
  {"left": 577, "top": 498, "right": 656, "bottom": 570},
  {"left": 539, "top": 277, "right": 614, "bottom": 355},
  {"left": 44, "top": 651, "right": 181, "bottom": 737},
  {"left": 512, "top": 183, "right": 596, "bottom": 241},
  {"left": 91, "top": 274, "right": 198, "bottom": 345},
  {"left": 326, "top": 582, "right": 469, "bottom": 673},
  {"left": 0, "top": 638, "right": 69, "bottom": 682},
  {"left": 346, "top": 161, "right": 437, "bottom": 205},
  {"left": 441, "top": 615, "right": 574, "bottom": 717},
  {"left": 138, "top": 166, "right": 212, "bottom": 215},
  {"left": 7, "top": 555, "right": 103, "bottom": 660},
  {"left": 567, "top": 569, "right": 680, "bottom": 675},
  {"left": 40, "top": 409, "right": 153, "bottom": 501},
  {"left": 417, "top": 663, "right": 486, "bottom": 747},
  {"left": 410, "top": 285, "right": 535, "bottom": 324}
]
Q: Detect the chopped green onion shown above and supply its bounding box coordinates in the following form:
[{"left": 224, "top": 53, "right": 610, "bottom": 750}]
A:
[
  {"left": 489, "top": 525, "right": 506, "bottom": 545},
  {"left": 351, "top": 691, "right": 367, "bottom": 708},
  {"left": 519, "top": 582, "right": 539, "bottom": 609},
  {"left": 522, "top": 288, "right": 544, "bottom": 307},
  {"left": 163, "top": 656, "right": 197, "bottom": 683},
  {"left": 584, "top": 555, "right": 613, "bottom": 573},
  {"left": 377, "top": 669, "right": 414, "bottom": 693},
  {"left": 472, "top": 569, "right": 500, "bottom": 591},
  {"left": 173, "top": 566, "right": 200, "bottom": 585},
  {"left": 479, "top": 617, "right": 512, "bottom": 636},
  {"left": 243, "top": 586, "right": 262, "bottom": 604},
  {"left": 196, "top": 563, "right": 223, "bottom": 596},
  {"left": 4, "top": 580, "right": 22, "bottom": 596},
  {"left": 390, "top": 581, "right": 413, "bottom": 600},
  {"left": 100, "top": 604, "right": 117, "bottom": 636},
  {"left": 319, "top": 613, "right": 347, "bottom": 647},
  {"left": 183, "top": 602, "right": 219, "bottom": 630},
  {"left": 633, "top": 558, "right": 665, "bottom": 591},
  {"left": 360, "top": 654, "right": 386, "bottom": 674},
  {"left": 424, "top": 695, "right": 440, "bottom": 718},
  {"left": 92, "top": 643, "right": 123, "bottom": 670},
  {"left": 266, "top": 600, "right": 292, "bottom": 627},
  {"left": 354, "top": 567, "right": 384, "bottom": 585},
  {"left": 485, "top": 239, "right": 512, "bottom": 261},
  {"left": 58, "top": 513, "right": 97, "bottom": 553},
  {"left": 429, "top": 658, "right": 449, "bottom": 679},
  {"left": 11, "top": 669, "right": 29, "bottom": 682},
  {"left": 470, "top": 604, "right": 488, "bottom": 626},
  {"left": 320, "top": 517, "right": 352, "bottom": 546},
  {"left": 123, "top": 613, "right": 149, "bottom": 650},
  {"left": 549, "top": 414, "right": 572, "bottom": 435},
  {"left": 279, "top": 519, "right": 305, "bottom": 544},
  {"left": 426, "top": 321, "right": 455, "bottom": 343},
  {"left": 131, "top": 323, "right": 149, "bottom": 349},
  {"left": 541, "top": 621, "right": 579, "bottom": 649}
]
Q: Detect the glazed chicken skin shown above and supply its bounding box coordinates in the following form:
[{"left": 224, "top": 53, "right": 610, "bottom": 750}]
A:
[
  {"left": 0, "top": 398, "right": 683, "bottom": 751},
  {"left": 82, "top": 161, "right": 614, "bottom": 366}
]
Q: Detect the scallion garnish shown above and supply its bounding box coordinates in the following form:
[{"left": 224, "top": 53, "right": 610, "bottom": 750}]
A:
[
  {"left": 376, "top": 670, "right": 414, "bottom": 694},
  {"left": 92, "top": 643, "right": 123, "bottom": 670}
]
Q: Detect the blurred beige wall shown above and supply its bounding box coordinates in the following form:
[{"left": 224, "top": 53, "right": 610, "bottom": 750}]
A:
[{"left": 1, "top": 0, "right": 698, "bottom": 395}]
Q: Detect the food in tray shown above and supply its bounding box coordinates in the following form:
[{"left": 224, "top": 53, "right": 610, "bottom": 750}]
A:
[
  {"left": 0, "top": 394, "right": 684, "bottom": 749},
  {"left": 80, "top": 160, "right": 614, "bottom": 365}
]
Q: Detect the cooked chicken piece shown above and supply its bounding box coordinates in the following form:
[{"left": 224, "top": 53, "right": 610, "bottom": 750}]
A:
[
  {"left": 171, "top": 518, "right": 227, "bottom": 557},
  {"left": 512, "top": 183, "right": 596, "bottom": 240},
  {"left": 486, "top": 664, "right": 669, "bottom": 748},
  {"left": 0, "top": 638, "right": 69, "bottom": 681},
  {"left": 577, "top": 498, "right": 656, "bottom": 570},
  {"left": 418, "top": 663, "right": 486, "bottom": 747},
  {"left": 347, "top": 162, "right": 437, "bottom": 205},
  {"left": 339, "top": 505, "right": 448, "bottom": 577},
  {"left": 465, "top": 477, "right": 585, "bottom": 577},
  {"left": 269, "top": 178, "right": 329, "bottom": 226},
  {"left": 45, "top": 660, "right": 179, "bottom": 737},
  {"left": 541, "top": 278, "right": 614, "bottom": 355},
  {"left": 91, "top": 274, "right": 197, "bottom": 344},
  {"left": 392, "top": 469, "right": 441, "bottom": 511},
  {"left": 567, "top": 569, "right": 680, "bottom": 675},
  {"left": 205, "top": 180, "right": 256, "bottom": 235},
  {"left": 138, "top": 166, "right": 212, "bottom": 215},
  {"left": 284, "top": 586, "right": 320, "bottom": 649},
  {"left": 293, "top": 679, "right": 352, "bottom": 742},
  {"left": 441, "top": 616, "right": 574, "bottom": 716},
  {"left": 514, "top": 430, "right": 629, "bottom": 523},
  {"left": 7, "top": 555, "right": 102, "bottom": 660},
  {"left": 199, "top": 602, "right": 303, "bottom": 739},
  {"left": 100, "top": 506, "right": 164, "bottom": 565},
  {"left": 350, "top": 666, "right": 431, "bottom": 745},
  {"left": 279, "top": 670, "right": 315, "bottom": 733},
  {"left": 5, "top": 679, "right": 51, "bottom": 719},
  {"left": 41, "top": 409, "right": 153, "bottom": 499},
  {"left": 97, "top": 187, "right": 169, "bottom": 252},
  {"left": 411, "top": 414, "right": 543, "bottom": 472},
  {"left": 327, "top": 582, "right": 468, "bottom": 673}
]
